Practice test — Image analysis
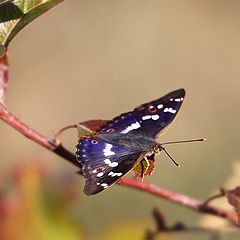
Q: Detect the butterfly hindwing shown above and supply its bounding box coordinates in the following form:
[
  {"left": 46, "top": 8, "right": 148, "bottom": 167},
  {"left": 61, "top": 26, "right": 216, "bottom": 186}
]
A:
[{"left": 76, "top": 136, "right": 145, "bottom": 195}]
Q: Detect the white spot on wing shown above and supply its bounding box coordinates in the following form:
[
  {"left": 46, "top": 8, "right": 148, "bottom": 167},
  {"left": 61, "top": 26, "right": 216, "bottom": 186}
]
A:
[
  {"left": 108, "top": 171, "right": 123, "bottom": 177},
  {"left": 109, "top": 162, "right": 118, "bottom": 167},
  {"left": 101, "top": 183, "right": 108, "bottom": 188},
  {"left": 104, "top": 159, "right": 111, "bottom": 165},
  {"left": 121, "top": 122, "right": 141, "bottom": 134},
  {"left": 164, "top": 108, "right": 176, "bottom": 114},
  {"left": 97, "top": 172, "right": 104, "bottom": 177},
  {"left": 104, "top": 159, "right": 118, "bottom": 167},
  {"left": 103, "top": 143, "right": 115, "bottom": 156},
  {"left": 142, "top": 115, "right": 151, "bottom": 120},
  {"left": 142, "top": 114, "right": 160, "bottom": 121},
  {"left": 151, "top": 115, "right": 159, "bottom": 120},
  {"left": 157, "top": 104, "right": 163, "bottom": 109}
]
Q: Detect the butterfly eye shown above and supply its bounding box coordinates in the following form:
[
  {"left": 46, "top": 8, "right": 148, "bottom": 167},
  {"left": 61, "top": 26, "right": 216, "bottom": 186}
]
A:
[
  {"left": 106, "top": 128, "right": 115, "bottom": 133},
  {"left": 148, "top": 106, "right": 157, "bottom": 113},
  {"left": 91, "top": 140, "right": 99, "bottom": 144}
]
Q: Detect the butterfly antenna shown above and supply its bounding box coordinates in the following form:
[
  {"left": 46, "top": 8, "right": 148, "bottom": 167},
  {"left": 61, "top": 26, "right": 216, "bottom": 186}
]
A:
[
  {"left": 159, "top": 146, "right": 180, "bottom": 167},
  {"left": 157, "top": 138, "right": 206, "bottom": 167},
  {"left": 161, "top": 138, "right": 206, "bottom": 146}
]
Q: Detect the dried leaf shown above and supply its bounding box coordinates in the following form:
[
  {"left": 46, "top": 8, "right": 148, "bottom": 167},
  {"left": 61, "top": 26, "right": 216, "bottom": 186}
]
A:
[
  {"left": 133, "top": 154, "right": 155, "bottom": 178},
  {"left": 198, "top": 161, "right": 240, "bottom": 228},
  {"left": 0, "top": 0, "right": 63, "bottom": 47},
  {"left": 225, "top": 187, "right": 240, "bottom": 225},
  {"left": 77, "top": 119, "right": 108, "bottom": 137}
]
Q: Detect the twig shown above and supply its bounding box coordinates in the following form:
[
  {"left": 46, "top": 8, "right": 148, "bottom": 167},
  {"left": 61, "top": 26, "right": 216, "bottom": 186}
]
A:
[
  {"left": 0, "top": 102, "right": 237, "bottom": 226},
  {"left": 119, "top": 178, "right": 237, "bottom": 225},
  {"left": 203, "top": 188, "right": 226, "bottom": 206},
  {"left": 54, "top": 124, "right": 77, "bottom": 145},
  {"left": 0, "top": 103, "right": 80, "bottom": 169}
]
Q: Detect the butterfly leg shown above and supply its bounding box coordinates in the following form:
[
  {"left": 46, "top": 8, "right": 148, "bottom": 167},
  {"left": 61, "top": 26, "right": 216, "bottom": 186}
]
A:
[{"left": 139, "top": 157, "right": 150, "bottom": 182}]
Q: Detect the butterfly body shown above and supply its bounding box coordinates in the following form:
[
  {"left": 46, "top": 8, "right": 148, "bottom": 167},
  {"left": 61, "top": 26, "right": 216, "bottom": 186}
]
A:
[{"left": 76, "top": 89, "right": 185, "bottom": 195}]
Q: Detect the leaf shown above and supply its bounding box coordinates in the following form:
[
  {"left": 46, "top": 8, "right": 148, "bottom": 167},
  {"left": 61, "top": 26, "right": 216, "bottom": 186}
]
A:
[
  {"left": 0, "top": 50, "right": 8, "bottom": 104},
  {"left": 133, "top": 154, "right": 155, "bottom": 178},
  {"left": 225, "top": 187, "right": 240, "bottom": 225},
  {"left": 0, "top": 0, "right": 14, "bottom": 7},
  {"left": 77, "top": 119, "right": 108, "bottom": 137},
  {"left": 0, "top": 0, "right": 63, "bottom": 47},
  {"left": 198, "top": 161, "right": 240, "bottom": 228}
]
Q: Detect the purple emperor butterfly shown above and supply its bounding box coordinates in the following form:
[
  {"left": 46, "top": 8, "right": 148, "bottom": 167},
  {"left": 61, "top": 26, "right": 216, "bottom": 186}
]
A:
[{"left": 76, "top": 89, "right": 185, "bottom": 195}]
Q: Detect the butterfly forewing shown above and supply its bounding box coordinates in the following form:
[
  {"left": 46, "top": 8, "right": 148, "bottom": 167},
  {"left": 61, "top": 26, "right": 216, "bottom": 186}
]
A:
[
  {"left": 134, "top": 89, "right": 185, "bottom": 139},
  {"left": 98, "top": 111, "right": 141, "bottom": 134}
]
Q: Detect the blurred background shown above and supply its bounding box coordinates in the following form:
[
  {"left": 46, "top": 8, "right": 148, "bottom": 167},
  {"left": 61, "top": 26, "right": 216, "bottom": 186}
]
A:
[{"left": 1, "top": 0, "right": 240, "bottom": 239}]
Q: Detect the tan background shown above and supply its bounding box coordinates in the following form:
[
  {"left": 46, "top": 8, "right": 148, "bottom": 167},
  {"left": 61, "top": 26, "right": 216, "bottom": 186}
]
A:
[{"left": 1, "top": 0, "right": 240, "bottom": 235}]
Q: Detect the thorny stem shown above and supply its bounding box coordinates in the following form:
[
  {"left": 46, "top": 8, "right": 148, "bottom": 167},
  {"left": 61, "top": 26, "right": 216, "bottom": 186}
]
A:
[{"left": 0, "top": 102, "right": 238, "bottom": 226}]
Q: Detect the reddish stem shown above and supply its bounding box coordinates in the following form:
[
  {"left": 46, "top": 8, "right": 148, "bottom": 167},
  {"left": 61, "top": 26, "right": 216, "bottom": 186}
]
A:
[
  {"left": 119, "top": 178, "right": 237, "bottom": 225},
  {"left": 0, "top": 103, "right": 237, "bottom": 226},
  {"left": 0, "top": 51, "right": 9, "bottom": 103},
  {"left": 0, "top": 103, "right": 80, "bottom": 168}
]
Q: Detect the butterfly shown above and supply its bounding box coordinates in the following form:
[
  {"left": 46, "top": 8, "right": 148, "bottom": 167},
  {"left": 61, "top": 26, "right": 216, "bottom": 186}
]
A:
[{"left": 76, "top": 89, "right": 185, "bottom": 195}]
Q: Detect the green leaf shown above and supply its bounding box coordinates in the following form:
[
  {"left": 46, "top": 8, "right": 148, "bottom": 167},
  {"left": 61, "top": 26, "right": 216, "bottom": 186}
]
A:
[{"left": 0, "top": 0, "right": 63, "bottom": 47}]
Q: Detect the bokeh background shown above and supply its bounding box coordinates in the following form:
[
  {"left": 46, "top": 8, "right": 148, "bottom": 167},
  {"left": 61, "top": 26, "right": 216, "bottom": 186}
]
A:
[{"left": 1, "top": 1, "right": 240, "bottom": 239}]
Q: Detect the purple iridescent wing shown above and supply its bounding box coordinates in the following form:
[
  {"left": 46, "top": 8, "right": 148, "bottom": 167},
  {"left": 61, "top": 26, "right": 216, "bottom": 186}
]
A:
[
  {"left": 97, "top": 89, "right": 185, "bottom": 140},
  {"left": 134, "top": 89, "right": 185, "bottom": 140},
  {"left": 98, "top": 111, "right": 140, "bottom": 134},
  {"left": 76, "top": 136, "right": 145, "bottom": 195}
]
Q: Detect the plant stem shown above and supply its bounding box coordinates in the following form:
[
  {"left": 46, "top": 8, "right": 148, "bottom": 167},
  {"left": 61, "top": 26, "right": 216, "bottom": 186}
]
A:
[
  {"left": 119, "top": 178, "right": 237, "bottom": 225},
  {"left": 0, "top": 103, "right": 79, "bottom": 168}
]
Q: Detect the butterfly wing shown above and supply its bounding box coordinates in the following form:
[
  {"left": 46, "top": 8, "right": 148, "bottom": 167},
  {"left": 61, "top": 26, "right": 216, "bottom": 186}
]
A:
[
  {"left": 76, "top": 136, "right": 145, "bottom": 195},
  {"left": 97, "top": 89, "right": 185, "bottom": 141},
  {"left": 134, "top": 88, "right": 185, "bottom": 140},
  {"left": 98, "top": 111, "right": 142, "bottom": 134}
]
